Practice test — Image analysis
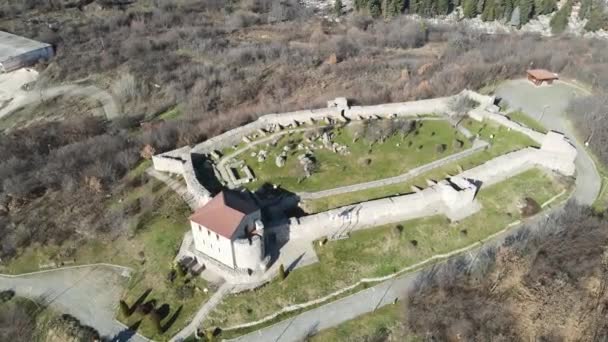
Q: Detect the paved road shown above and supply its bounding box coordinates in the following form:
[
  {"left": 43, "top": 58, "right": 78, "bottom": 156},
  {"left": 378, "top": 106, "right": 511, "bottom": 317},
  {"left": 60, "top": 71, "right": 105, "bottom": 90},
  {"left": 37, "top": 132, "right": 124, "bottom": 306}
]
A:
[
  {"left": 0, "top": 265, "right": 147, "bottom": 342},
  {"left": 232, "top": 205, "right": 563, "bottom": 342},
  {"left": 496, "top": 79, "right": 600, "bottom": 205},
  {"left": 0, "top": 83, "right": 119, "bottom": 120}
]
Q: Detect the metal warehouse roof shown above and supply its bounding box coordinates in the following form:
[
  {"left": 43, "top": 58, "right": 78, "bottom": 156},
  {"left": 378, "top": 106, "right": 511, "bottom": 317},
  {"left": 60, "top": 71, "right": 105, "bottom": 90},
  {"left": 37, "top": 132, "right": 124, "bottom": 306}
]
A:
[{"left": 0, "top": 31, "right": 51, "bottom": 62}]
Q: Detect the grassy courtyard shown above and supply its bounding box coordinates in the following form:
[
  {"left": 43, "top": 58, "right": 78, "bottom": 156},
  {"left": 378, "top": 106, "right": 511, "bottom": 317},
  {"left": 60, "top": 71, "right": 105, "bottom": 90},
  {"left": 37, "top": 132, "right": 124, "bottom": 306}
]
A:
[
  {"left": 205, "top": 168, "right": 569, "bottom": 329},
  {"left": 302, "top": 117, "right": 540, "bottom": 213},
  {"left": 235, "top": 119, "right": 470, "bottom": 193},
  {"left": 507, "top": 110, "right": 548, "bottom": 133}
]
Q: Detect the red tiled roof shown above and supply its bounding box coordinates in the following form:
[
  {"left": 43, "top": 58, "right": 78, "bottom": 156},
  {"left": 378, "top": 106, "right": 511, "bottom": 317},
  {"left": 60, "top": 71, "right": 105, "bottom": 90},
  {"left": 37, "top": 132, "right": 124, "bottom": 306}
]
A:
[
  {"left": 189, "top": 190, "right": 258, "bottom": 239},
  {"left": 527, "top": 69, "right": 558, "bottom": 81}
]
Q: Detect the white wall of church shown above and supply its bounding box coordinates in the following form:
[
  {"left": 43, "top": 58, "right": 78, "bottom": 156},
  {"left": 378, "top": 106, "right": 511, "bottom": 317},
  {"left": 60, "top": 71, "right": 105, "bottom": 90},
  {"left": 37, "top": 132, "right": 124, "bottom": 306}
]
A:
[{"left": 191, "top": 222, "right": 235, "bottom": 268}]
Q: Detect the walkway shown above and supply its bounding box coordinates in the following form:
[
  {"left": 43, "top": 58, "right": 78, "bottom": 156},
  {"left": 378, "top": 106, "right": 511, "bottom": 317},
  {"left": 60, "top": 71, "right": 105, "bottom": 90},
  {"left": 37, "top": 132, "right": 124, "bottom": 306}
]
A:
[
  {"left": 171, "top": 282, "right": 233, "bottom": 341},
  {"left": 298, "top": 139, "right": 488, "bottom": 200},
  {"left": 0, "top": 264, "right": 147, "bottom": 342},
  {"left": 496, "top": 79, "right": 600, "bottom": 205},
  {"left": 0, "top": 82, "right": 119, "bottom": 120},
  {"left": 146, "top": 168, "right": 198, "bottom": 210},
  {"left": 231, "top": 205, "right": 564, "bottom": 342}
]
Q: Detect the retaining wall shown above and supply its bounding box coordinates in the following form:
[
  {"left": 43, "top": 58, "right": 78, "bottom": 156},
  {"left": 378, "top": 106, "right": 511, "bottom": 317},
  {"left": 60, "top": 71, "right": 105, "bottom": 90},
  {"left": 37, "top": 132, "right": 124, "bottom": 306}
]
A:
[{"left": 289, "top": 177, "right": 480, "bottom": 242}]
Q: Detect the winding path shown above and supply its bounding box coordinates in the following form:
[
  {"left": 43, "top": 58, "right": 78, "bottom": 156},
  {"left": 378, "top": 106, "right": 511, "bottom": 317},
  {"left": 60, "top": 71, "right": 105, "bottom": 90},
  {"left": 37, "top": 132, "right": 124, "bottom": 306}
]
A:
[
  {"left": 0, "top": 264, "right": 147, "bottom": 342},
  {"left": 495, "top": 79, "right": 600, "bottom": 205}
]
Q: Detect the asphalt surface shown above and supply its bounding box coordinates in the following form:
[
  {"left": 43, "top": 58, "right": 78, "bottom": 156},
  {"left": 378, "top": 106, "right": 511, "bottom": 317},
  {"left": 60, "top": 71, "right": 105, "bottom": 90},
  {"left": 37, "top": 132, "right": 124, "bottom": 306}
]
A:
[
  {"left": 0, "top": 265, "right": 147, "bottom": 342},
  {"left": 495, "top": 79, "right": 600, "bottom": 205}
]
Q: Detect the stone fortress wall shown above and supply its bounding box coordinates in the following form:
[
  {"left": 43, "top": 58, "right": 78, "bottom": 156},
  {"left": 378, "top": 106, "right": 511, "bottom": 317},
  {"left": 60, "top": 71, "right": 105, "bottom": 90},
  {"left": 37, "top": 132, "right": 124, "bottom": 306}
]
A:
[
  {"left": 154, "top": 89, "right": 578, "bottom": 284},
  {"left": 152, "top": 95, "right": 454, "bottom": 207},
  {"left": 153, "top": 90, "right": 576, "bottom": 215}
]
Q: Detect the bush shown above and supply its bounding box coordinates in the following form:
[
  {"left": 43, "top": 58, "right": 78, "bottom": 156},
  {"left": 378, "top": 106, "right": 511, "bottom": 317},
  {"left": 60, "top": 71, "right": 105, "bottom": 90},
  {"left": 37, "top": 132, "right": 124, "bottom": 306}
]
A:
[
  {"left": 521, "top": 197, "right": 541, "bottom": 217},
  {"left": 0, "top": 290, "right": 15, "bottom": 303}
]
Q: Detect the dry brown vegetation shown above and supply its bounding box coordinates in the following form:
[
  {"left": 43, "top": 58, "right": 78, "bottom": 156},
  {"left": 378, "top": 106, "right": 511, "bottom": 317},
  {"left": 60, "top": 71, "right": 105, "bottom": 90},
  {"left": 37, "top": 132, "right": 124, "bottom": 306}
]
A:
[
  {"left": 1, "top": 0, "right": 608, "bottom": 271},
  {"left": 405, "top": 203, "right": 608, "bottom": 341}
]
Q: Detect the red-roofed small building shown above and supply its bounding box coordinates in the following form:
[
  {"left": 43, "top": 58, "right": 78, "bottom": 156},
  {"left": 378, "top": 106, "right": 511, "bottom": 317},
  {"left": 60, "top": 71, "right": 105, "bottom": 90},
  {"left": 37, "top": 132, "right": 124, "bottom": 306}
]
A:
[
  {"left": 189, "top": 190, "right": 265, "bottom": 270},
  {"left": 527, "top": 69, "right": 559, "bottom": 86}
]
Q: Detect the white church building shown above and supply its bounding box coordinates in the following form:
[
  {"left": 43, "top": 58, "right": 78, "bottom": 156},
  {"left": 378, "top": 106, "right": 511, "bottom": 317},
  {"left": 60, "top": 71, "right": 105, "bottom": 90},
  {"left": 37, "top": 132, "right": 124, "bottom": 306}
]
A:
[{"left": 189, "top": 190, "right": 267, "bottom": 271}]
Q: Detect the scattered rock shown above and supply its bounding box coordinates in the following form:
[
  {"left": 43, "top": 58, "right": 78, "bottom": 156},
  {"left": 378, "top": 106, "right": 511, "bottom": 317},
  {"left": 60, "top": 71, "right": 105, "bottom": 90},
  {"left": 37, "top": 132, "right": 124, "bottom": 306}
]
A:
[{"left": 275, "top": 153, "right": 286, "bottom": 167}]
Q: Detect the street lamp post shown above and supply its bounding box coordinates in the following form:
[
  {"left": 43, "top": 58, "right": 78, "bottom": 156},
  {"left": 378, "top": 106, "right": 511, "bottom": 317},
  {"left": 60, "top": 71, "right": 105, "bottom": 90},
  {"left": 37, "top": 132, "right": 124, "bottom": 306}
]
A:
[{"left": 539, "top": 105, "right": 549, "bottom": 122}]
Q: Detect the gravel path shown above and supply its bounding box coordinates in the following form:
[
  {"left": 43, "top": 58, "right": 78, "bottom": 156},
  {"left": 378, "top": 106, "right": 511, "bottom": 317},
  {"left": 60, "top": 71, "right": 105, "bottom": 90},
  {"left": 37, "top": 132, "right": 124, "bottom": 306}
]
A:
[{"left": 0, "top": 264, "right": 147, "bottom": 341}]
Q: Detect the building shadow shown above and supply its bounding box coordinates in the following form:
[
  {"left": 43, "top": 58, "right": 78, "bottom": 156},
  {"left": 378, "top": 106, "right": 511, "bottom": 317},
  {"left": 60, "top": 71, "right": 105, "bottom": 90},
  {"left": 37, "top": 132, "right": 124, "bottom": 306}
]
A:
[
  {"left": 191, "top": 153, "right": 224, "bottom": 195},
  {"left": 161, "top": 305, "right": 183, "bottom": 333}
]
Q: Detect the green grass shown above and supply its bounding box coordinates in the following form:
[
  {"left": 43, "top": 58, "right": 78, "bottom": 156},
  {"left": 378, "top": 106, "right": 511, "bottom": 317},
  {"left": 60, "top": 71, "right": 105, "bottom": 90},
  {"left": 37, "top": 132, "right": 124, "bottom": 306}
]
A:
[
  {"left": 205, "top": 169, "right": 568, "bottom": 329},
  {"left": 303, "top": 118, "right": 539, "bottom": 213},
  {"left": 158, "top": 107, "right": 181, "bottom": 120},
  {"left": 1, "top": 161, "right": 210, "bottom": 341},
  {"left": 507, "top": 110, "right": 548, "bottom": 133},
  {"left": 238, "top": 119, "right": 470, "bottom": 193},
  {"left": 308, "top": 303, "right": 412, "bottom": 342}
]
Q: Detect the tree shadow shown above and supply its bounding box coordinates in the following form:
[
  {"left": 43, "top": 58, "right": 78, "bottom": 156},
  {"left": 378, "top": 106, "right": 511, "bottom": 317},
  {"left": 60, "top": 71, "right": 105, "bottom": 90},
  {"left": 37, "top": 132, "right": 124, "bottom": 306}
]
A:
[
  {"left": 110, "top": 320, "right": 141, "bottom": 342},
  {"left": 161, "top": 305, "right": 183, "bottom": 333},
  {"left": 156, "top": 303, "right": 171, "bottom": 320},
  {"left": 128, "top": 288, "right": 152, "bottom": 315}
]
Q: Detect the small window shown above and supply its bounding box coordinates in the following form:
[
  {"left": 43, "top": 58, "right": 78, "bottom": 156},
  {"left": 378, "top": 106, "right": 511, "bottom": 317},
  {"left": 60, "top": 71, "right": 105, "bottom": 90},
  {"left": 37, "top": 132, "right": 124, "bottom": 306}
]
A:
[
  {"left": 216, "top": 233, "right": 219, "bottom": 240},
  {"left": 198, "top": 226, "right": 202, "bottom": 232},
  {"left": 207, "top": 230, "right": 210, "bottom": 236},
  {"left": 218, "top": 247, "right": 220, "bottom": 252}
]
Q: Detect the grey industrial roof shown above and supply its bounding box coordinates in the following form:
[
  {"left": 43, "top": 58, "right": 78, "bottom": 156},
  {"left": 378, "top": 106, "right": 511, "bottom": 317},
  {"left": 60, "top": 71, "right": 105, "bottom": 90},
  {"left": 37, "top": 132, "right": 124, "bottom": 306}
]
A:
[{"left": 0, "top": 31, "right": 51, "bottom": 62}]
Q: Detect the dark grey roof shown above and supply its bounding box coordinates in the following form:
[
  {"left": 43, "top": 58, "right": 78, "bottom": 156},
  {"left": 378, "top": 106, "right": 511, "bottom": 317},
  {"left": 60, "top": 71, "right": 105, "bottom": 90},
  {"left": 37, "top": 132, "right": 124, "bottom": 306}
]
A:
[{"left": 0, "top": 31, "right": 51, "bottom": 63}]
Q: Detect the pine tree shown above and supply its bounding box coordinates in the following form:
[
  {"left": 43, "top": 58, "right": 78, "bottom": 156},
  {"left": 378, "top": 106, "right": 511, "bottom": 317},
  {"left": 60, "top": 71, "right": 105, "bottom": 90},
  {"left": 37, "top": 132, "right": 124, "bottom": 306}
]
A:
[
  {"left": 494, "top": 0, "right": 506, "bottom": 20},
  {"left": 518, "top": 0, "right": 534, "bottom": 25},
  {"left": 482, "top": 0, "right": 496, "bottom": 21},
  {"left": 537, "top": 0, "right": 556, "bottom": 15},
  {"left": 463, "top": 0, "right": 478, "bottom": 17},
  {"left": 504, "top": 0, "right": 514, "bottom": 20},
  {"left": 584, "top": 7, "right": 607, "bottom": 31},
  {"left": 438, "top": 0, "right": 451, "bottom": 15},
  {"left": 334, "top": 0, "right": 343, "bottom": 16},
  {"left": 550, "top": 0, "right": 571, "bottom": 33},
  {"left": 579, "top": 0, "right": 593, "bottom": 19},
  {"left": 409, "top": 0, "right": 420, "bottom": 13},
  {"left": 385, "top": 0, "right": 403, "bottom": 17},
  {"left": 369, "top": 0, "right": 383, "bottom": 17}
]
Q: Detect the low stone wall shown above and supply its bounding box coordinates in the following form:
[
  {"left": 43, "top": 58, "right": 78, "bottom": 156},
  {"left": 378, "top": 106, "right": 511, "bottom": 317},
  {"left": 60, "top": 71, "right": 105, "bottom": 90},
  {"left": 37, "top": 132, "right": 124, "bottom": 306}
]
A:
[
  {"left": 290, "top": 177, "right": 480, "bottom": 242},
  {"left": 151, "top": 146, "right": 190, "bottom": 174}
]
